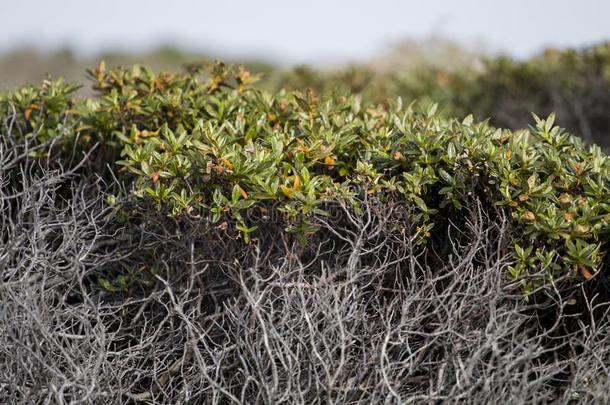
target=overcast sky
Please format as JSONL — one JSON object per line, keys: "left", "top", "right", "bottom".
{"left": 1, "top": 0, "right": 609, "bottom": 65}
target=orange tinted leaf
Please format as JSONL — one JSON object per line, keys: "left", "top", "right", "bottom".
{"left": 220, "top": 158, "right": 233, "bottom": 170}
{"left": 579, "top": 266, "right": 593, "bottom": 281}
{"left": 23, "top": 103, "right": 38, "bottom": 120}
{"left": 238, "top": 185, "right": 248, "bottom": 199}
{"left": 293, "top": 175, "right": 301, "bottom": 191}
{"left": 280, "top": 185, "right": 293, "bottom": 198}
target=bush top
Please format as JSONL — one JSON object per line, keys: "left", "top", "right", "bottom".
{"left": 2, "top": 61, "right": 610, "bottom": 287}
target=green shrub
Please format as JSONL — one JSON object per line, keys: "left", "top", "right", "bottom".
{"left": 0, "top": 78, "right": 81, "bottom": 151}
{"left": 263, "top": 42, "right": 610, "bottom": 149}
{"left": 2, "top": 62, "right": 610, "bottom": 290}
{"left": 448, "top": 43, "right": 610, "bottom": 148}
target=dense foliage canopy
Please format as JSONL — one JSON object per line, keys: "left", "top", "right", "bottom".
{"left": 3, "top": 61, "right": 609, "bottom": 288}
{"left": 2, "top": 59, "right": 610, "bottom": 403}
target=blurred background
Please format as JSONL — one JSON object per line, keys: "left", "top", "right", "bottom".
{"left": 2, "top": 0, "right": 610, "bottom": 145}
{"left": 2, "top": 0, "right": 609, "bottom": 87}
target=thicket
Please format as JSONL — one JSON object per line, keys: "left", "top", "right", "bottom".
{"left": 1, "top": 62, "right": 610, "bottom": 403}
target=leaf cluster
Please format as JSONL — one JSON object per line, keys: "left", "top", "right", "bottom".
{"left": 3, "top": 61, "right": 610, "bottom": 286}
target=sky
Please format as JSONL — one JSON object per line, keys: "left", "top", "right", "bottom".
{"left": 1, "top": 0, "right": 609, "bottom": 65}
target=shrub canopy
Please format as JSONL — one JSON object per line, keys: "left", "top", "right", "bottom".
{"left": 2, "top": 61, "right": 610, "bottom": 289}
{"left": 264, "top": 42, "right": 610, "bottom": 149}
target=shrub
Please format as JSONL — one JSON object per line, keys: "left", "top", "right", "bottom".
{"left": 3, "top": 61, "right": 610, "bottom": 403}
{"left": 2, "top": 62, "right": 610, "bottom": 288}
{"left": 264, "top": 42, "right": 610, "bottom": 149}
{"left": 448, "top": 43, "right": 610, "bottom": 148}
{"left": 89, "top": 63, "right": 610, "bottom": 288}
{"left": 0, "top": 78, "right": 82, "bottom": 155}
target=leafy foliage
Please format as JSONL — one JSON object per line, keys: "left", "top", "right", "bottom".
{"left": 0, "top": 78, "right": 81, "bottom": 152}
{"left": 264, "top": 42, "right": 610, "bottom": 149}
{"left": 2, "top": 61, "right": 610, "bottom": 289}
